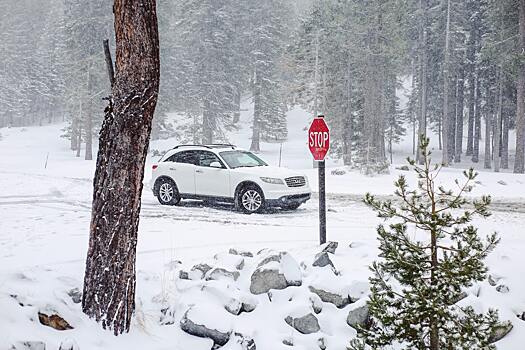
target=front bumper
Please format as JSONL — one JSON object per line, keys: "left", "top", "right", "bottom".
{"left": 266, "top": 193, "right": 311, "bottom": 207}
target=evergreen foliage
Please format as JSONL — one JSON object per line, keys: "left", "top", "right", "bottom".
{"left": 352, "top": 137, "right": 507, "bottom": 349}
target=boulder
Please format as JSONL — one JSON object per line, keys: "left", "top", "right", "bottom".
{"left": 38, "top": 312, "right": 73, "bottom": 331}
{"left": 489, "top": 321, "right": 513, "bottom": 343}
{"left": 224, "top": 298, "right": 242, "bottom": 316}
{"left": 58, "top": 339, "right": 79, "bottom": 350}
{"left": 250, "top": 252, "right": 302, "bottom": 295}
{"left": 309, "top": 293, "right": 323, "bottom": 314}
{"left": 312, "top": 252, "right": 335, "bottom": 269}
{"left": 496, "top": 285, "right": 509, "bottom": 293}
{"left": 206, "top": 268, "right": 240, "bottom": 282}
{"left": 346, "top": 303, "right": 370, "bottom": 329}
{"left": 180, "top": 309, "right": 231, "bottom": 346}
{"left": 179, "top": 270, "right": 190, "bottom": 280}
{"left": 191, "top": 263, "right": 213, "bottom": 279}
{"left": 229, "top": 248, "right": 254, "bottom": 258}
{"left": 10, "top": 342, "right": 46, "bottom": 350}
{"left": 285, "top": 313, "right": 320, "bottom": 334}
{"left": 321, "top": 241, "right": 338, "bottom": 254}
{"left": 308, "top": 286, "right": 354, "bottom": 308}
{"left": 67, "top": 288, "right": 81, "bottom": 304}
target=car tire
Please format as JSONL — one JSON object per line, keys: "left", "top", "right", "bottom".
{"left": 155, "top": 178, "right": 181, "bottom": 206}
{"left": 237, "top": 185, "right": 265, "bottom": 214}
{"left": 283, "top": 202, "right": 302, "bottom": 210}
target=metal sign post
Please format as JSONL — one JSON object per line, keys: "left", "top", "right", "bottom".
{"left": 308, "top": 115, "right": 330, "bottom": 245}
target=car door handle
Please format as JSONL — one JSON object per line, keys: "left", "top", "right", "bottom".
{"left": 196, "top": 169, "right": 204, "bottom": 174}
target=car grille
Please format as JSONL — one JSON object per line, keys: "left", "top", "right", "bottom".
{"left": 285, "top": 176, "right": 306, "bottom": 187}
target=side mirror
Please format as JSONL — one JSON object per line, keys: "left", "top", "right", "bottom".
{"left": 210, "top": 161, "right": 222, "bottom": 168}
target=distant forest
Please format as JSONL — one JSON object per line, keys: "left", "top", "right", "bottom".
{"left": 1, "top": 0, "right": 524, "bottom": 173}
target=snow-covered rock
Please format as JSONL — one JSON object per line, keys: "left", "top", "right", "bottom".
{"left": 229, "top": 248, "right": 254, "bottom": 258}
{"left": 221, "top": 333, "right": 256, "bottom": 350}
{"left": 312, "top": 252, "right": 335, "bottom": 269}
{"left": 285, "top": 313, "right": 320, "bottom": 334}
{"left": 308, "top": 286, "right": 353, "bottom": 309}
{"left": 66, "top": 288, "right": 81, "bottom": 304}
{"left": 250, "top": 252, "right": 302, "bottom": 295}
{"left": 180, "top": 307, "right": 232, "bottom": 346}
{"left": 320, "top": 241, "right": 338, "bottom": 254}
{"left": 489, "top": 321, "right": 513, "bottom": 343}
{"left": 346, "top": 301, "right": 370, "bottom": 329}
{"left": 206, "top": 268, "right": 240, "bottom": 282}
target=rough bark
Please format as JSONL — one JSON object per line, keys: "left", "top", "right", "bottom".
{"left": 85, "top": 69, "right": 93, "bottom": 161}
{"left": 455, "top": 65, "right": 465, "bottom": 162}
{"left": 441, "top": 0, "right": 451, "bottom": 166}
{"left": 515, "top": 0, "right": 525, "bottom": 173}
{"left": 484, "top": 83, "right": 493, "bottom": 169}
{"left": 416, "top": 0, "right": 427, "bottom": 164}
{"left": 82, "top": 0, "right": 160, "bottom": 335}
{"left": 342, "top": 57, "right": 352, "bottom": 166}
{"left": 250, "top": 69, "right": 261, "bottom": 152}
{"left": 472, "top": 77, "right": 481, "bottom": 163}
{"left": 494, "top": 69, "right": 503, "bottom": 172}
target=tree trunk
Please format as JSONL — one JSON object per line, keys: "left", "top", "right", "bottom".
{"left": 250, "top": 69, "right": 261, "bottom": 152}
{"left": 417, "top": 0, "right": 427, "bottom": 165}
{"left": 233, "top": 87, "right": 241, "bottom": 124}
{"left": 202, "top": 100, "right": 213, "bottom": 144}
{"left": 82, "top": 0, "right": 160, "bottom": 335}
{"left": 501, "top": 109, "right": 509, "bottom": 169}
{"left": 472, "top": 76, "right": 481, "bottom": 163}
{"left": 455, "top": 65, "right": 465, "bottom": 162}
{"left": 342, "top": 56, "right": 352, "bottom": 166}
{"left": 494, "top": 69, "right": 503, "bottom": 172}
{"left": 85, "top": 69, "right": 93, "bottom": 161}
{"left": 441, "top": 0, "right": 451, "bottom": 166}
{"left": 515, "top": 0, "right": 525, "bottom": 173}
{"left": 484, "top": 83, "right": 493, "bottom": 169}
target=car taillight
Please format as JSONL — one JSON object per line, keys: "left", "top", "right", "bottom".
{"left": 152, "top": 165, "right": 158, "bottom": 170}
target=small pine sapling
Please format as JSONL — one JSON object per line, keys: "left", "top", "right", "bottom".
{"left": 350, "top": 137, "right": 509, "bottom": 350}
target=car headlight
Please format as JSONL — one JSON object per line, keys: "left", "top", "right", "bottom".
{"left": 260, "top": 177, "right": 284, "bottom": 185}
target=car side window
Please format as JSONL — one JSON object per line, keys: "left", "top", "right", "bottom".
{"left": 197, "top": 151, "right": 224, "bottom": 168}
{"left": 166, "top": 151, "right": 197, "bottom": 164}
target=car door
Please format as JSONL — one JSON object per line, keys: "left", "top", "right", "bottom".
{"left": 165, "top": 150, "right": 197, "bottom": 195}
{"left": 194, "top": 151, "right": 231, "bottom": 198}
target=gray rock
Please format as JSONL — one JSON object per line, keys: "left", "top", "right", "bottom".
{"left": 229, "top": 248, "right": 254, "bottom": 258}
{"left": 179, "top": 270, "right": 189, "bottom": 280}
{"left": 312, "top": 252, "right": 335, "bottom": 269}
{"left": 67, "top": 288, "right": 81, "bottom": 304}
{"left": 346, "top": 304, "right": 370, "bottom": 329}
{"left": 488, "top": 274, "right": 498, "bottom": 286}
{"left": 308, "top": 286, "right": 354, "bottom": 308}
{"left": 321, "top": 241, "right": 338, "bottom": 254}
{"left": 236, "top": 259, "right": 245, "bottom": 270}
{"left": 250, "top": 253, "right": 302, "bottom": 294}
{"left": 282, "top": 338, "right": 293, "bottom": 346}
{"left": 241, "top": 301, "right": 257, "bottom": 313}
{"left": 497, "top": 180, "right": 507, "bottom": 186}
{"left": 285, "top": 313, "right": 320, "bottom": 334}
{"left": 518, "top": 312, "right": 525, "bottom": 321}
{"left": 489, "top": 321, "right": 513, "bottom": 343}
{"left": 250, "top": 269, "right": 289, "bottom": 295}
{"left": 309, "top": 294, "right": 323, "bottom": 314}
{"left": 10, "top": 342, "right": 45, "bottom": 350}
{"left": 206, "top": 268, "right": 240, "bottom": 282}
{"left": 180, "top": 310, "right": 231, "bottom": 346}
{"left": 191, "top": 263, "right": 213, "bottom": 278}
{"left": 331, "top": 169, "right": 346, "bottom": 176}
{"left": 224, "top": 298, "right": 242, "bottom": 315}
{"left": 58, "top": 338, "right": 79, "bottom": 350}
{"left": 496, "top": 285, "right": 509, "bottom": 293}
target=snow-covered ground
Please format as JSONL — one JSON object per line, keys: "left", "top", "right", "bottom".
{"left": 1, "top": 105, "right": 525, "bottom": 349}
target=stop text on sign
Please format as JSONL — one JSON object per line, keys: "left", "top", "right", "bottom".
{"left": 309, "top": 131, "right": 329, "bottom": 148}
{"left": 308, "top": 116, "right": 330, "bottom": 161}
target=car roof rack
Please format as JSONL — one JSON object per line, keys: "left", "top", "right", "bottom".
{"left": 206, "top": 144, "right": 236, "bottom": 149}
{"left": 172, "top": 144, "right": 212, "bottom": 150}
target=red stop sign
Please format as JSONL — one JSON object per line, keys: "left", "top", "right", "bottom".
{"left": 308, "top": 116, "right": 330, "bottom": 161}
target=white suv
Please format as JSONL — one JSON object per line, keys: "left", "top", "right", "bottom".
{"left": 151, "top": 144, "right": 311, "bottom": 213}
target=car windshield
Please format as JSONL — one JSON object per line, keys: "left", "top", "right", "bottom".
{"left": 219, "top": 151, "right": 268, "bottom": 169}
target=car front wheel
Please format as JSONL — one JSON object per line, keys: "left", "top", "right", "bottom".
{"left": 238, "top": 185, "right": 265, "bottom": 214}
{"left": 155, "top": 178, "right": 181, "bottom": 206}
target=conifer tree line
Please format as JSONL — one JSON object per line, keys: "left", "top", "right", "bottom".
{"left": 1, "top": 0, "right": 524, "bottom": 173}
